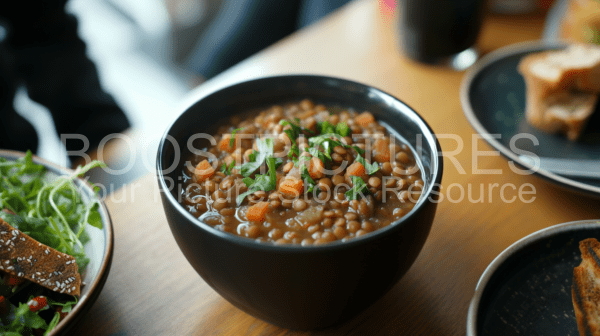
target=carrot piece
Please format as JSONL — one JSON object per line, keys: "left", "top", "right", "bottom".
{"left": 218, "top": 135, "right": 236, "bottom": 153}
{"left": 373, "top": 138, "right": 391, "bottom": 163}
{"left": 346, "top": 162, "right": 366, "bottom": 177}
{"left": 355, "top": 112, "right": 375, "bottom": 127}
{"left": 308, "top": 157, "right": 324, "bottom": 179}
{"left": 194, "top": 160, "right": 215, "bottom": 182}
{"left": 279, "top": 178, "right": 304, "bottom": 197}
{"left": 247, "top": 201, "right": 270, "bottom": 222}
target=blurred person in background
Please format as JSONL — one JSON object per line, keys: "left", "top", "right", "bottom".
{"left": 0, "top": 0, "right": 130, "bottom": 163}
{"left": 184, "top": 0, "right": 351, "bottom": 80}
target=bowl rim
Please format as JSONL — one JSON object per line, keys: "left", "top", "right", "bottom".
{"left": 460, "top": 39, "right": 600, "bottom": 198}
{"left": 0, "top": 149, "right": 114, "bottom": 335}
{"left": 466, "top": 218, "right": 600, "bottom": 336}
{"left": 156, "top": 74, "right": 443, "bottom": 251}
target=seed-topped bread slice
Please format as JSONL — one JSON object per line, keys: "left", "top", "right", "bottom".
{"left": 0, "top": 218, "right": 81, "bottom": 296}
{"left": 572, "top": 238, "right": 600, "bottom": 336}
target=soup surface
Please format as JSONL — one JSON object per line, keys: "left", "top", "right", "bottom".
{"left": 180, "top": 99, "right": 424, "bottom": 245}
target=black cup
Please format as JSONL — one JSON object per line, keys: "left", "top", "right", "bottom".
{"left": 400, "top": 0, "right": 485, "bottom": 68}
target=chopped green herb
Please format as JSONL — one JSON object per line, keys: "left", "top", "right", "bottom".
{"left": 237, "top": 138, "right": 274, "bottom": 177}
{"left": 345, "top": 176, "right": 370, "bottom": 200}
{"left": 236, "top": 156, "right": 279, "bottom": 205}
{"left": 318, "top": 121, "right": 336, "bottom": 135}
{"left": 300, "top": 162, "right": 318, "bottom": 194}
{"left": 221, "top": 160, "right": 236, "bottom": 175}
{"left": 352, "top": 145, "right": 365, "bottom": 156}
{"left": 356, "top": 154, "right": 379, "bottom": 175}
{"left": 335, "top": 122, "right": 350, "bottom": 137}
{"left": 229, "top": 128, "right": 243, "bottom": 148}
{"left": 288, "top": 143, "right": 300, "bottom": 161}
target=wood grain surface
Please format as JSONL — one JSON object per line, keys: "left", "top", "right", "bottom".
{"left": 67, "top": 1, "right": 600, "bottom": 335}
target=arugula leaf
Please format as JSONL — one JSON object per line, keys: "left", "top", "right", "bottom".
{"left": 0, "top": 152, "right": 104, "bottom": 274}
{"left": 85, "top": 202, "right": 103, "bottom": 230}
{"left": 237, "top": 138, "right": 274, "bottom": 177}
{"left": 229, "top": 128, "right": 243, "bottom": 148}
{"left": 356, "top": 154, "right": 379, "bottom": 175}
{"left": 9, "top": 302, "right": 48, "bottom": 332}
{"left": 345, "top": 176, "right": 370, "bottom": 200}
{"left": 236, "top": 156, "right": 279, "bottom": 205}
{"left": 45, "top": 313, "right": 61, "bottom": 336}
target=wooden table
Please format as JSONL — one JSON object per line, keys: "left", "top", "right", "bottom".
{"left": 67, "top": 1, "right": 600, "bottom": 335}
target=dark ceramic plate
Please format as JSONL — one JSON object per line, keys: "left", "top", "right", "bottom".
{"left": 467, "top": 219, "right": 600, "bottom": 336}
{"left": 460, "top": 41, "right": 600, "bottom": 198}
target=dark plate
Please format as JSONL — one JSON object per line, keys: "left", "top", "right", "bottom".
{"left": 467, "top": 219, "right": 600, "bottom": 336}
{"left": 460, "top": 41, "right": 600, "bottom": 198}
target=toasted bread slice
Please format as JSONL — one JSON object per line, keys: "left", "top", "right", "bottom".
{"left": 527, "top": 91, "right": 598, "bottom": 140}
{"left": 518, "top": 44, "right": 600, "bottom": 140}
{"left": 573, "top": 238, "right": 600, "bottom": 336}
{"left": 519, "top": 44, "right": 600, "bottom": 93}
{"left": 0, "top": 218, "right": 81, "bottom": 296}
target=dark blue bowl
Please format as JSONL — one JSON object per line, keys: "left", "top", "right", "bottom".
{"left": 156, "top": 75, "right": 443, "bottom": 330}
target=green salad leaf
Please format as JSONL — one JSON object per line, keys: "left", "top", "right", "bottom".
{"left": 0, "top": 152, "right": 104, "bottom": 334}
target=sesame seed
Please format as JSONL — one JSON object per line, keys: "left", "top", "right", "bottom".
{"left": 60, "top": 288, "right": 65, "bottom": 293}
{"left": 0, "top": 231, "right": 5, "bottom": 234}
{"left": 72, "top": 286, "right": 76, "bottom": 291}
{"left": 19, "top": 237, "right": 24, "bottom": 241}
{"left": 5, "top": 241, "right": 10, "bottom": 246}
{"left": 36, "top": 272, "right": 41, "bottom": 275}
{"left": 4, "top": 261, "right": 9, "bottom": 265}
{"left": 32, "top": 274, "right": 35, "bottom": 279}
{"left": 44, "top": 249, "right": 49, "bottom": 255}
{"left": 55, "top": 281, "right": 60, "bottom": 287}
{"left": 39, "top": 278, "right": 45, "bottom": 282}
{"left": 53, "top": 287, "right": 58, "bottom": 291}
{"left": 6, "top": 266, "right": 13, "bottom": 270}
{"left": 11, "top": 230, "right": 18, "bottom": 236}
{"left": 17, "top": 272, "right": 23, "bottom": 277}
{"left": 57, "top": 255, "right": 61, "bottom": 258}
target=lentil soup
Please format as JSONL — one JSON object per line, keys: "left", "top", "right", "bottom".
{"left": 180, "top": 99, "right": 424, "bottom": 246}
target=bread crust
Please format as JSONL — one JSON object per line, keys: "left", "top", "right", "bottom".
{"left": 573, "top": 238, "right": 600, "bottom": 336}
{"left": 0, "top": 218, "right": 81, "bottom": 296}
{"left": 518, "top": 44, "right": 600, "bottom": 140}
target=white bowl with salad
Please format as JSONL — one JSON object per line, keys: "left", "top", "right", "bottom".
{"left": 0, "top": 150, "right": 113, "bottom": 335}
